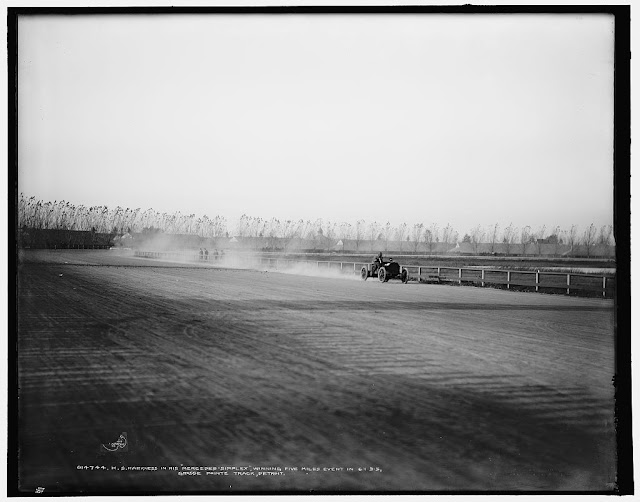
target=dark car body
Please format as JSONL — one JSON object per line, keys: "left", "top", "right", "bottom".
{"left": 361, "top": 259, "right": 409, "bottom": 283}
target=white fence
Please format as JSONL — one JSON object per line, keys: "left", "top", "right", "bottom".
{"left": 134, "top": 251, "right": 614, "bottom": 298}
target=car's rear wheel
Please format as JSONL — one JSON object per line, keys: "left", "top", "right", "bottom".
{"left": 401, "top": 268, "right": 409, "bottom": 284}
{"left": 360, "top": 266, "right": 368, "bottom": 280}
{"left": 378, "top": 267, "right": 386, "bottom": 282}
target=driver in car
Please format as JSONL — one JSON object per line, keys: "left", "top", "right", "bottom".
{"left": 372, "top": 252, "right": 384, "bottom": 274}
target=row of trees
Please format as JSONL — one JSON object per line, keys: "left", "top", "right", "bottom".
{"left": 460, "top": 223, "right": 614, "bottom": 258}
{"left": 235, "top": 215, "right": 457, "bottom": 253}
{"left": 236, "top": 216, "right": 613, "bottom": 256}
{"left": 17, "top": 195, "right": 227, "bottom": 239}
{"left": 18, "top": 195, "right": 614, "bottom": 256}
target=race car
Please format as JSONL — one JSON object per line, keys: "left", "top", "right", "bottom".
{"left": 360, "top": 257, "right": 409, "bottom": 283}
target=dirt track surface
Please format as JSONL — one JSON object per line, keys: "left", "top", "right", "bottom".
{"left": 17, "top": 250, "right": 616, "bottom": 493}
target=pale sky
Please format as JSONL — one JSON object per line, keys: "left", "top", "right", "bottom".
{"left": 17, "top": 13, "right": 615, "bottom": 233}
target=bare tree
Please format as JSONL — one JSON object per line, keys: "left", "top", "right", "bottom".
{"left": 488, "top": 223, "right": 500, "bottom": 254}
{"left": 214, "top": 216, "right": 227, "bottom": 239}
{"left": 323, "top": 221, "right": 337, "bottom": 251}
{"left": 382, "top": 221, "right": 393, "bottom": 252}
{"left": 280, "top": 219, "right": 304, "bottom": 252}
{"left": 502, "top": 223, "right": 517, "bottom": 256}
{"left": 338, "top": 222, "right": 353, "bottom": 252}
{"left": 236, "top": 214, "right": 250, "bottom": 238}
{"left": 129, "top": 208, "right": 142, "bottom": 233}
{"left": 423, "top": 229, "right": 434, "bottom": 254}
{"left": 297, "top": 220, "right": 313, "bottom": 249}
{"left": 252, "top": 217, "right": 266, "bottom": 249}
{"left": 582, "top": 223, "right": 598, "bottom": 257}
{"left": 441, "top": 224, "right": 454, "bottom": 246}
{"left": 598, "top": 224, "right": 613, "bottom": 246}
{"left": 354, "top": 219, "right": 365, "bottom": 252}
{"left": 547, "top": 225, "right": 563, "bottom": 257}
{"left": 410, "top": 223, "right": 424, "bottom": 252}
{"left": 425, "top": 223, "right": 439, "bottom": 254}
{"left": 18, "top": 194, "right": 28, "bottom": 228}
{"left": 469, "top": 225, "right": 485, "bottom": 254}
{"left": 309, "top": 218, "right": 323, "bottom": 250}
{"left": 301, "top": 219, "right": 318, "bottom": 250}
{"left": 565, "top": 224, "right": 579, "bottom": 255}
{"left": 367, "top": 221, "right": 380, "bottom": 252}
{"left": 394, "top": 223, "right": 408, "bottom": 252}
{"left": 264, "top": 218, "right": 279, "bottom": 251}
{"left": 532, "top": 225, "right": 546, "bottom": 256}
{"left": 520, "top": 226, "right": 531, "bottom": 256}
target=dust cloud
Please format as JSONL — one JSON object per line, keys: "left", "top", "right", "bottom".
{"left": 215, "top": 252, "right": 363, "bottom": 281}
{"left": 274, "top": 261, "right": 362, "bottom": 281}
{"left": 132, "top": 243, "right": 364, "bottom": 281}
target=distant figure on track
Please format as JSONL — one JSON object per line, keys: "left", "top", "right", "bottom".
{"left": 204, "top": 248, "right": 209, "bottom": 261}
{"left": 199, "top": 248, "right": 204, "bottom": 261}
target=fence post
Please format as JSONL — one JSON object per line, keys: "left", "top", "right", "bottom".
{"left": 567, "top": 274, "right": 571, "bottom": 295}
{"left": 507, "top": 271, "right": 511, "bottom": 290}
{"left": 535, "top": 270, "right": 539, "bottom": 292}
{"left": 353, "top": 263, "right": 356, "bottom": 274}
{"left": 458, "top": 268, "right": 462, "bottom": 285}
{"left": 341, "top": 262, "right": 343, "bottom": 273}
{"left": 603, "top": 276, "right": 606, "bottom": 298}
{"left": 418, "top": 266, "right": 421, "bottom": 283}
{"left": 481, "top": 269, "right": 485, "bottom": 287}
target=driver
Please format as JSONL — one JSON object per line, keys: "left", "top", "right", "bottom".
{"left": 372, "top": 252, "right": 383, "bottom": 273}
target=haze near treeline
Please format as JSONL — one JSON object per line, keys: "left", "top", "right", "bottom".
{"left": 18, "top": 13, "right": 614, "bottom": 233}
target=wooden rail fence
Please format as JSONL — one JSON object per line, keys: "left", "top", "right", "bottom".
{"left": 134, "top": 251, "right": 614, "bottom": 298}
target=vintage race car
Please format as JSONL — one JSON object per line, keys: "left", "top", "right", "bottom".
{"left": 360, "top": 258, "right": 409, "bottom": 283}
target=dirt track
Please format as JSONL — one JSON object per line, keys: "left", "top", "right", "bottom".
{"left": 16, "top": 250, "right": 616, "bottom": 493}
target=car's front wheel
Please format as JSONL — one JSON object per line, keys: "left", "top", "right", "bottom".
{"left": 401, "top": 268, "right": 409, "bottom": 284}
{"left": 378, "top": 267, "right": 387, "bottom": 282}
{"left": 360, "top": 266, "right": 369, "bottom": 281}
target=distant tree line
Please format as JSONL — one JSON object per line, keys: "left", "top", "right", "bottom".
{"left": 17, "top": 195, "right": 614, "bottom": 256}
{"left": 17, "top": 195, "right": 227, "bottom": 238}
